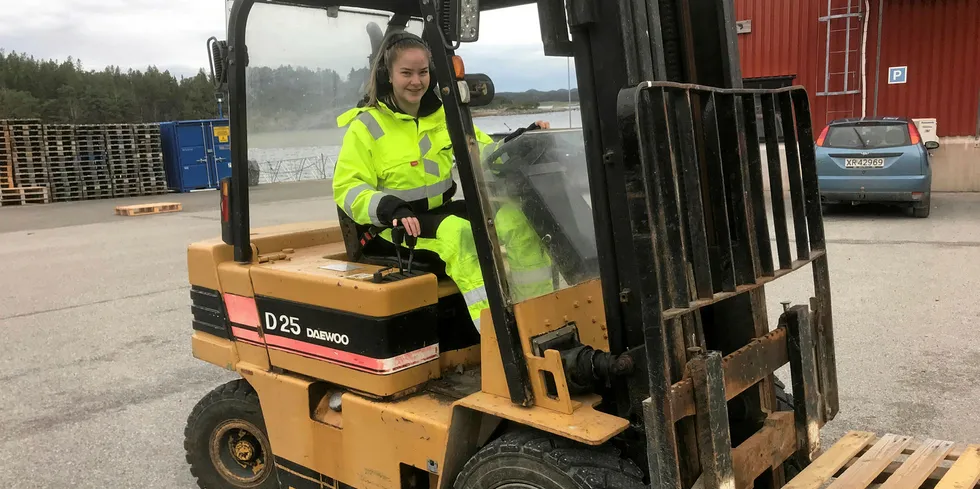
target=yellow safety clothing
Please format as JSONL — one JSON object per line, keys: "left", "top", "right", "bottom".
{"left": 333, "top": 100, "right": 554, "bottom": 331}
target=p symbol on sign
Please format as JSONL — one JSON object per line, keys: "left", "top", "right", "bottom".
{"left": 888, "top": 66, "right": 907, "bottom": 84}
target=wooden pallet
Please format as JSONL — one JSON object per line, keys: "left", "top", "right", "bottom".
{"left": 74, "top": 126, "right": 111, "bottom": 199}
{"left": 9, "top": 120, "right": 48, "bottom": 189}
{"left": 0, "top": 186, "right": 50, "bottom": 206}
{"left": 114, "top": 202, "right": 182, "bottom": 216}
{"left": 0, "top": 121, "right": 11, "bottom": 188}
{"left": 785, "top": 432, "right": 980, "bottom": 489}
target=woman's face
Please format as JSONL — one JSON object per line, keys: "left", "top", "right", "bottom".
{"left": 389, "top": 47, "right": 430, "bottom": 108}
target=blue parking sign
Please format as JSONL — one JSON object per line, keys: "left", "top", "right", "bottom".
{"left": 888, "top": 66, "right": 907, "bottom": 84}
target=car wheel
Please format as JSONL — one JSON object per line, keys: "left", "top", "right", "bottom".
{"left": 912, "top": 194, "right": 931, "bottom": 218}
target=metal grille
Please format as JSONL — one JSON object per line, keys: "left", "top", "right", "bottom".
{"left": 623, "top": 82, "right": 826, "bottom": 314}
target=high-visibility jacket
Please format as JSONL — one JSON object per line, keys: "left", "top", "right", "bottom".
{"left": 333, "top": 101, "right": 499, "bottom": 229}
{"left": 333, "top": 101, "right": 553, "bottom": 331}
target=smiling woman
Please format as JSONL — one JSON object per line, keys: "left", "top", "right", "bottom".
{"left": 363, "top": 32, "right": 434, "bottom": 118}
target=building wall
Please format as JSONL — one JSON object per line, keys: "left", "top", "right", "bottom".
{"left": 872, "top": 0, "right": 980, "bottom": 137}
{"left": 735, "top": 0, "right": 980, "bottom": 138}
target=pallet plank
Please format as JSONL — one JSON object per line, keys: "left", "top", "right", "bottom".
{"left": 784, "top": 431, "right": 877, "bottom": 489}
{"left": 879, "top": 439, "right": 957, "bottom": 489}
{"left": 114, "top": 202, "right": 182, "bottom": 216}
{"left": 826, "top": 434, "right": 913, "bottom": 489}
{"left": 934, "top": 445, "right": 980, "bottom": 489}
{"left": 733, "top": 411, "right": 797, "bottom": 489}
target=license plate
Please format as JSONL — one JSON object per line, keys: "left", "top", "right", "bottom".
{"left": 844, "top": 158, "right": 885, "bottom": 168}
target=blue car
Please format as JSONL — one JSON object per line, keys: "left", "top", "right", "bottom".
{"left": 815, "top": 117, "right": 937, "bottom": 217}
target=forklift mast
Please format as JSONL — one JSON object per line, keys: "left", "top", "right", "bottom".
{"left": 550, "top": 2, "right": 836, "bottom": 487}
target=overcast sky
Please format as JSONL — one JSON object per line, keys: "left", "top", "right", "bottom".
{"left": 0, "top": 0, "right": 577, "bottom": 93}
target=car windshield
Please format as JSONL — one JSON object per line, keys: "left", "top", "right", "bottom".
{"left": 824, "top": 123, "right": 911, "bottom": 149}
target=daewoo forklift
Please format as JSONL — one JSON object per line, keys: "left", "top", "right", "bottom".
{"left": 185, "top": 1, "right": 980, "bottom": 489}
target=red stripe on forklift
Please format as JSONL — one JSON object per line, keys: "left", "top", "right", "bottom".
{"left": 263, "top": 334, "right": 439, "bottom": 374}
{"left": 231, "top": 325, "right": 264, "bottom": 344}
{"left": 224, "top": 294, "right": 260, "bottom": 328}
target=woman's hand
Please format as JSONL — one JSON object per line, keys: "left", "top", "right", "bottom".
{"left": 394, "top": 217, "right": 421, "bottom": 237}
{"left": 534, "top": 120, "right": 551, "bottom": 129}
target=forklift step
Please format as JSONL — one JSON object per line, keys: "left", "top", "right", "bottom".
{"left": 786, "top": 431, "right": 980, "bottom": 489}
{"left": 114, "top": 202, "right": 182, "bottom": 216}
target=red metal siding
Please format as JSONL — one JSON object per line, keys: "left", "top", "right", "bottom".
{"left": 874, "top": 0, "right": 980, "bottom": 136}
{"left": 735, "top": 0, "right": 861, "bottom": 131}
{"left": 735, "top": 0, "right": 808, "bottom": 79}
{"left": 735, "top": 0, "right": 980, "bottom": 136}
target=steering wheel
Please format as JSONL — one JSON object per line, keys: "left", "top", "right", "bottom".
{"left": 482, "top": 129, "right": 552, "bottom": 174}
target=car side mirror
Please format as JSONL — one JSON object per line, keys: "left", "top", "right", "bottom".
{"left": 924, "top": 141, "right": 939, "bottom": 150}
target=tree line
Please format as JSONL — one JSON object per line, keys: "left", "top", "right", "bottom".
{"left": 0, "top": 50, "right": 373, "bottom": 131}
{"left": 482, "top": 88, "right": 579, "bottom": 111}
{"left": 0, "top": 50, "right": 218, "bottom": 124}
{"left": 0, "top": 49, "right": 575, "bottom": 129}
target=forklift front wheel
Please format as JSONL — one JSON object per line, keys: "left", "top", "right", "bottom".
{"left": 453, "top": 429, "right": 646, "bottom": 489}
{"left": 184, "top": 379, "right": 278, "bottom": 489}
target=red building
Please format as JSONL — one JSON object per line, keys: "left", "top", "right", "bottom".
{"left": 735, "top": 0, "right": 980, "bottom": 138}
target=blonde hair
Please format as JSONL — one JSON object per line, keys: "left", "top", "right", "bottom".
{"left": 363, "top": 33, "right": 432, "bottom": 108}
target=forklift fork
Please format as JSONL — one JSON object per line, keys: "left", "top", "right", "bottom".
{"left": 616, "top": 81, "right": 839, "bottom": 489}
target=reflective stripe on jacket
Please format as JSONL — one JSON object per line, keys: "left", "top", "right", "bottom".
{"left": 333, "top": 101, "right": 500, "bottom": 227}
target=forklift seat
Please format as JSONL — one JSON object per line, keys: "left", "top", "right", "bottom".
{"left": 337, "top": 205, "right": 449, "bottom": 277}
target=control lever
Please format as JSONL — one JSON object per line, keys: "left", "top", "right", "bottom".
{"left": 405, "top": 234, "right": 417, "bottom": 274}
{"left": 390, "top": 226, "right": 418, "bottom": 274}
{"left": 392, "top": 226, "right": 405, "bottom": 271}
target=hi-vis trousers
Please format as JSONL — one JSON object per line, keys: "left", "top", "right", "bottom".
{"left": 386, "top": 202, "right": 554, "bottom": 333}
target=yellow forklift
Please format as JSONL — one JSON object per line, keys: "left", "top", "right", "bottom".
{"left": 184, "top": 1, "right": 980, "bottom": 489}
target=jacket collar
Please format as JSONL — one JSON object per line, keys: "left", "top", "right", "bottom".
{"left": 337, "top": 100, "right": 446, "bottom": 133}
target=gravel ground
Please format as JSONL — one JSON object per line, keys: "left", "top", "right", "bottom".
{"left": 1, "top": 184, "right": 978, "bottom": 487}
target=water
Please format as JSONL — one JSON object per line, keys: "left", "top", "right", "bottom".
{"left": 472, "top": 108, "right": 583, "bottom": 134}
{"left": 246, "top": 109, "right": 583, "bottom": 184}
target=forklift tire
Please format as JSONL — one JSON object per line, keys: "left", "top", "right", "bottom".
{"left": 184, "top": 379, "right": 277, "bottom": 489}
{"left": 773, "top": 377, "right": 794, "bottom": 412}
{"left": 772, "top": 378, "right": 804, "bottom": 480}
{"left": 453, "top": 429, "right": 646, "bottom": 489}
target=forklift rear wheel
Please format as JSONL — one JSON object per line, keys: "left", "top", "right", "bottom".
{"left": 453, "top": 429, "right": 646, "bottom": 489}
{"left": 184, "top": 379, "right": 277, "bottom": 489}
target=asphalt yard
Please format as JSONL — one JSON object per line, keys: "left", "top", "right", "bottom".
{"left": 1, "top": 182, "right": 978, "bottom": 487}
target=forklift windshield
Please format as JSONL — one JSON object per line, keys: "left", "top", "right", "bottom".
{"left": 241, "top": 4, "right": 422, "bottom": 178}
{"left": 239, "top": 2, "right": 599, "bottom": 304}
{"left": 478, "top": 128, "right": 599, "bottom": 303}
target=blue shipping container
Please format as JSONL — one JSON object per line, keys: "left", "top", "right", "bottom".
{"left": 160, "top": 119, "right": 233, "bottom": 192}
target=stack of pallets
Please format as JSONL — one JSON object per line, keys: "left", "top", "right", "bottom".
{"left": 133, "top": 124, "right": 168, "bottom": 195}
{"left": 42, "top": 124, "right": 84, "bottom": 202}
{"left": 9, "top": 119, "right": 49, "bottom": 190}
{"left": 0, "top": 186, "right": 50, "bottom": 206}
{"left": 0, "top": 119, "right": 51, "bottom": 206}
{"left": 103, "top": 124, "right": 140, "bottom": 198}
{"left": 75, "top": 125, "right": 113, "bottom": 199}
{"left": 0, "top": 120, "right": 12, "bottom": 189}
